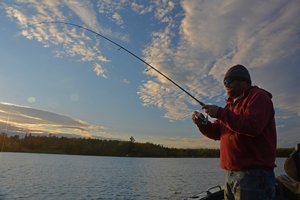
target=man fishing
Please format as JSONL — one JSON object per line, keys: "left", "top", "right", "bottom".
{"left": 192, "top": 64, "right": 277, "bottom": 200}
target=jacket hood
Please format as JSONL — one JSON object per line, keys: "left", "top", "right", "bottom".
{"left": 249, "top": 86, "right": 273, "bottom": 99}
{"left": 260, "top": 88, "right": 273, "bottom": 99}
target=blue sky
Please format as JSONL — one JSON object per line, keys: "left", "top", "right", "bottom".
{"left": 0, "top": 0, "right": 299, "bottom": 148}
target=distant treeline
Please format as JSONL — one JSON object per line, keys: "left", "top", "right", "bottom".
{"left": 0, "top": 132, "right": 294, "bottom": 157}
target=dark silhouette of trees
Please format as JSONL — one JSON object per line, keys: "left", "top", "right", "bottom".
{"left": 276, "top": 147, "right": 294, "bottom": 157}
{"left": 0, "top": 132, "right": 294, "bottom": 158}
{"left": 129, "top": 136, "right": 135, "bottom": 143}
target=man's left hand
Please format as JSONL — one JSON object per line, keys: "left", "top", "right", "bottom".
{"left": 201, "top": 105, "right": 220, "bottom": 118}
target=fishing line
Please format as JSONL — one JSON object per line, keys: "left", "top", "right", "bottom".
{"left": 28, "top": 21, "right": 205, "bottom": 106}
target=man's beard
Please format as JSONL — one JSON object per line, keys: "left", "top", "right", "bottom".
{"left": 226, "top": 82, "right": 243, "bottom": 99}
{"left": 227, "top": 89, "right": 238, "bottom": 98}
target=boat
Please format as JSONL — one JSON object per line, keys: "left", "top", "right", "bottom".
{"left": 184, "top": 143, "right": 300, "bottom": 200}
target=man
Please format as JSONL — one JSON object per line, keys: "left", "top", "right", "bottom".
{"left": 192, "top": 64, "right": 277, "bottom": 200}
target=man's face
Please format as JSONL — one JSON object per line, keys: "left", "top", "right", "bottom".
{"left": 224, "top": 79, "right": 244, "bottom": 98}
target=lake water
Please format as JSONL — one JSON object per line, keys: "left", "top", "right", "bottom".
{"left": 0, "top": 153, "right": 286, "bottom": 199}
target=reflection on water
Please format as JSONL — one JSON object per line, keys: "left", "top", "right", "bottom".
{"left": 0, "top": 153, "right": 286, "bottom": 199}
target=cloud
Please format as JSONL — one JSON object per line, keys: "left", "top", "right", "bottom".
{"left": 131, "top": 2, "right": 153, "bottom": 15}
{"left": 22, "top": 23, "right": 102, "bottom": 62}
{"left": 97, "top": 0, "right": 127, "bottom": 14}
{"left": 2, "top": 0, "right": 129, "bottom": 65}
{"left": 131, "top": 0, "right": 175, "bottom": 20}
{"left": 98, "top": 0, "right": 174, "bottom": 25}
{"left": 97, "top": 0, "right": 127, "bottom": 28}
{"left": 4, "top": 5, "right": 28, "bottom": 28}
{"left": 138, "top": 80, "right": 192, "bottom": 120}
{"left": 138, "top": 13, "right": 222, "bottom": 120}
{"left": 64, "top": 0, "right": 129, "bottom": 38}
{"left": 93, "top": 63, "right": 107, "bottom": 78}
{"left": 112, "top": 12, "right": 123, "bottom": 25}
{"left": 138, "top": 0, "right": 300, "bottom": 121}
{"left": 0, "top": 102, "right": 115, "bottom": 140}
{"left": 154, "top": 1, "right": 175, "bottom": 20}
{"left": 6, "top": 0, "right": 66, "bottom": 24}
{"left": 64, "top": 0, "right": 98, "bottom": 30}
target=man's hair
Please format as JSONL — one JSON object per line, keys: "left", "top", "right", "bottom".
{"left": 224, "top": 64, "right": 252, "bottom": 85}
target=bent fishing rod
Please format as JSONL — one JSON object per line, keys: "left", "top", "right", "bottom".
{"left": 28, "top": 21, "right": 205, "bottom": 106}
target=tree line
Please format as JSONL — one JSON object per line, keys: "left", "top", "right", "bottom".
{"left": 0, "top": 132, "right": 294, "bottom": 157}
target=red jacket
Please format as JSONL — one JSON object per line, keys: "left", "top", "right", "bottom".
{"left": 198, "top": 86, "right": 277, "bottom": 171}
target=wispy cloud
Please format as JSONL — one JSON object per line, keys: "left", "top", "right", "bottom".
{"left": 4, "top": 4, "right": 28, "bottom": 27}
{"left": 63, "top": 0, "right": 97, "bottom": 30}
{"left": 93, "top": 63, "right": 107, "bottom": 78}
{"left": 112, "top": 12, "right": 123, "bottom": 25}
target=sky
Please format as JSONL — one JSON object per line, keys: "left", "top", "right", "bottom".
{"left": 0, "top": 0, "right": 299, "bottom": 149}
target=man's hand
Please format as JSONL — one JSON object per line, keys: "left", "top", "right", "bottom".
{"left": 201, "top": 105, "right": 220, "bottom": 118}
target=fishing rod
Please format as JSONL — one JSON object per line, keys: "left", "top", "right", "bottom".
{"left": 28, "top": 21, "right": 205, "bottom": 106}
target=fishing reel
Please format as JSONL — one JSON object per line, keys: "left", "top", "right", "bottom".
{"left": 194, "top": 111, "right": 208, "bottom": 126}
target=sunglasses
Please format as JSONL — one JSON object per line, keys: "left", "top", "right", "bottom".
{"left": 224, "top": 78, "right": 234, "bottom": 86}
